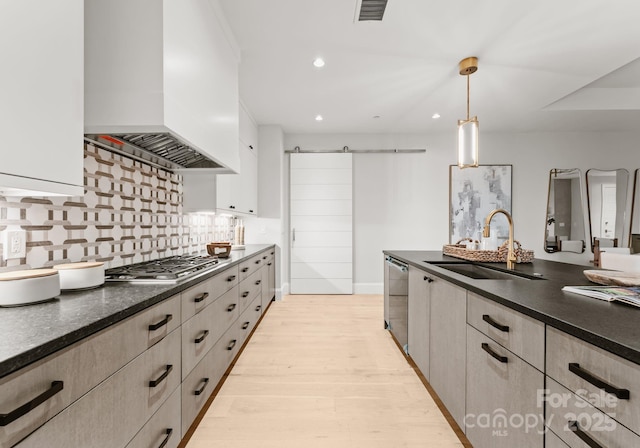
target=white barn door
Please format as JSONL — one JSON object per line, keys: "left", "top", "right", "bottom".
{"left": 290, "top": 153, "right": 353, "bottom": 294}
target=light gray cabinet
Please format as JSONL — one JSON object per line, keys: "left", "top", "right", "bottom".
{"left": 407, "top": 267, "right": 430, "bottom": 379}
{"left": 4, "top": 248, "right": 275, "bottom": 448}
{"left": 267, "top": 250, "right": 276, "bottom": 305}
{"left": 465, "top": 291, "right": 545, "bottom": 448}
{"left": 0, "top": 294, "right": 180, "bottom": 448}
{"left": 545, "top": 429, "right": 571, "bottom": 448}
{"left": 546, "top": 378, "right": 640, "bottom": 447}
{"left": 467, "top": 292, "right": 545, "bottom": 371}
{"left": 125, "top": 386, "right": 181, "bottom": 448}
{"left": 429, "top": 277, "right": 467, "bottom": 429}
{"left": 546, "top": 325, "right": 640, "bottom": 440}
{"left": 19, "top": 329, "right": 181, "bottom": 447}
{"left": 465, "top": 325, "right": 544, "bottom": 448}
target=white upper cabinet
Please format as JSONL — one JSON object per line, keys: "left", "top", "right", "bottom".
{"left": 217, "top": 104, "right": 258, "bottom": 215}
{"left": 0, "top": 0, "right": 84, "bottom": 196}
{"left": 84, "top": 0, "right": 241, "bottom": 173}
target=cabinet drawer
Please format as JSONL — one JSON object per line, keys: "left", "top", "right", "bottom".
{"left": 18, "top": 329, "right": 181, "bottom": 448}
{"left": 181, "top": 324, "right": 240, "bottom": 436}
{"left": 125, "top": 385, "right": 181, "bottom": 448}
{"left": 237, "top": 295, "right": 262, "bottom": 347}
{"left": 546, "top": 378, "right": 640, "bottom": 448}
{"left": 210, "top": 265, "right": 239, "bottom": 300}
{"left": 238, "top": 254, "right": 264, "bottom": 281}
{"left": 545, "top": 429, "right": 570, "bottom": 448}
{"left": 546, "top": 326, "right": 640, "bottom": 434}
{"left": 467, "top": 292, "right": 545, "bottom": 371}
{"left": 238, "top": 269, "right": 262, "bottom": 312}
{"left": 465, "top": 325, "right": 544, "bottom": 448}
{"left": 181, "top": 285, "right": 239, "bottom": 379}
{"left": 0, "top": 294, "right": 180, "bottom": 447}
{"left": 181, "top": 266, "right": 238, "bottom": 322}
{"left": 258, "top": 251, "right": 271, "bottom": 265}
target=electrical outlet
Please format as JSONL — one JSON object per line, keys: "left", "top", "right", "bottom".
{"left": 3, "top": 230, "right": 26, "bottom": 260}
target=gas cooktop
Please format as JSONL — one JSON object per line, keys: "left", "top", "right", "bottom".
{"left": 105, "top": 255, "right": 222, "bottom": 284}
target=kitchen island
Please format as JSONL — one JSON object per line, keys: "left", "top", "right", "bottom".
{"left": 386, "top": 250, "right": 640, "bottom": 363}
{"left": 385, "top": 250, "right": 640, "bottom": 448}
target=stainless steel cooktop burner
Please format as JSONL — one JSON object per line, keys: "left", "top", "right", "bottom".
{"left": 105, "top": 255, "right": 221, "bottom": 284}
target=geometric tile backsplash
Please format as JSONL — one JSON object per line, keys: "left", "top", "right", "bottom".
{"left": 0, "top": 143, "right": 228, "bottom": 270}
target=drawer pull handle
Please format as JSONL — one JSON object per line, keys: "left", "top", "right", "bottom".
{"left": 242, "top": 267, "right": 249, "bottom": 273}
{"left": 227, "top": 275, "right": 236, "bottom": 282}
{"left": 481, "top": 343, "right": 508, "bottom": 363}
{"left": 227, "top": 339, "right": 237, "bottom": 350}
{"left": 568, "top": 363, "right": 630, "bottom": 399}
{"left": 194, "top": 292, "right": 209, "bottom": 303}
{"left": 195, "top": 330, "right": 209, "bottom": 344}
{"left": 149, "top": 365, "right": 173, "bottom": 388}
{"left": 158, "top": 428, "right": 173, "bottom": 448}
{"left": 270, "top": 251, "right": 274, "bottom": 255}
{"left": 482, "top": 314, "right": 509, "bottom": 332}
{"left": 255, "top": 280, "right": 262, "bottom": 285}
{"left": 267, "top": 262, "right": 272, "bottom": 266}
{"left": 568, "top": 420, "right": 605, "bottom": 448}
{"left": 255, "top": 305, "right": 262, "bottom": 312}
{"left": 148, "top": 314, "right": 173, "bottom": 331}
{"left": 263, "top": 256, "right": 268, "bottom": 260}
{"left": 242, "top": 321, "right": 250, "bottom": 330}
{"left": 194, "top": 378, "right": 209, "bottom": 396}
{"left": 423, "top": 276, "right": 433, "bottom": 283}
{"left": 242, "top": 291, "right": 250, "bottom": 298}
{"left": 227, "top": 303, "right": 237, "bottom": 312}
{"left": 0, "top": 380, "right": 64, "bottom": 427}
{"left": 255, "top": 260, "right": 261, "bottom": 264}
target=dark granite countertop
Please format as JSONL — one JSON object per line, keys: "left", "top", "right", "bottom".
{"left": 384, "top": 250, "right": 640, "bottom": 366}
{"left": 0, "top": 244, "right": 275, "bottom": 379}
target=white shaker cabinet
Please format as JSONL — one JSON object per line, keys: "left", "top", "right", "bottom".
{"left": 85, "top": 0, "right": 240, "bottom": 172}
{"left": 217, "top": 104, "right": 258, "bottom": 215}
{"left": 0, "top": 0, "right": 84, "bottom": 196}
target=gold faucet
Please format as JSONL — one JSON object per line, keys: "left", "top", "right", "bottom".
{"left": 483, "top": 208, "right": 516, "bottom": 270}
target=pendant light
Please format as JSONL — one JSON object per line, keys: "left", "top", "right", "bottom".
{"left": 457, "top": 56, "right": 479, "bottom": 168}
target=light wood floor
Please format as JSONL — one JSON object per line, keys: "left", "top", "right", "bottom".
{"left": 186, "top": 294, "right": 467, "bottom": 447}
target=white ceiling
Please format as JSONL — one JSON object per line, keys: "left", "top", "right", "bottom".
{"left": 218, "top": 0, "right": 640, "bottom": 134}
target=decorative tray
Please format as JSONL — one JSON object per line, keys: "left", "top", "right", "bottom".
{"left": 443, "top": 238, "right": 534, "bottom": 264}
{"left": 583, "top": 269, "right": 640, "bottom": 286}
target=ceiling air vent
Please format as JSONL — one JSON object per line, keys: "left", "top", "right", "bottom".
{"left": 357, "top": 0, "right": 388, "bottom": 21}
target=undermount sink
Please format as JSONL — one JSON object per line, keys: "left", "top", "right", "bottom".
{"left": 427, "top": 261, "right": 545, "bottom": 281}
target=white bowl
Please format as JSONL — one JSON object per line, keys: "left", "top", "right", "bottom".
{"left": 53, "top": 262, "right": 105, "bottom": 290}
{"left": 0, "top": 269, "right": 61, "bottom": 306}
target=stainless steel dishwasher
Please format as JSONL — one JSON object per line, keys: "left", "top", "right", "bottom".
{"left": 384, "top": 256, "right": 408, "bottom": 354}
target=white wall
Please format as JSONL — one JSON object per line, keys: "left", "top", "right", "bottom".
{"left": 284, "top": 130, "right": 640, "bottom": 293}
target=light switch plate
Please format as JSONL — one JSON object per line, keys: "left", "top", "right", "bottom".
{"left": 3, "top": 230, "right": 26, "bottom": 259}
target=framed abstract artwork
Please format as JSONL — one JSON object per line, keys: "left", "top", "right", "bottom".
{"left": 449, "top": 165, "right": 512, "bottom": 244}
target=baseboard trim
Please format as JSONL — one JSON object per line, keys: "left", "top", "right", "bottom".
{"left": 354, "top": 282, "right": 383, "bottom": 294}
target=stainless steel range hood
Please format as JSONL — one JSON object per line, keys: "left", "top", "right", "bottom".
{"left": 85, "top": 133, "right": 225, "bottom": 171}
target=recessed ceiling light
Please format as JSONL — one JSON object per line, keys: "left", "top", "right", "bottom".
{"left": 313, "top": 58, "right": 325, "bottom": 68}
{"left": 432, "top": 113, "right": 441, "bottom": 119}
{"left": 315, "top": 115, "right": 324, "bottom": 121}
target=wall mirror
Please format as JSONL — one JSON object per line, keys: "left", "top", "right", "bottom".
{"left": 544, "top": 169, "right": 586, "bottom": 253}
{"left": 629, "top": 169, "right": 640, "bottom": 253}
{"left": 585, "top": 168, "right": 630, "bottom": 252}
